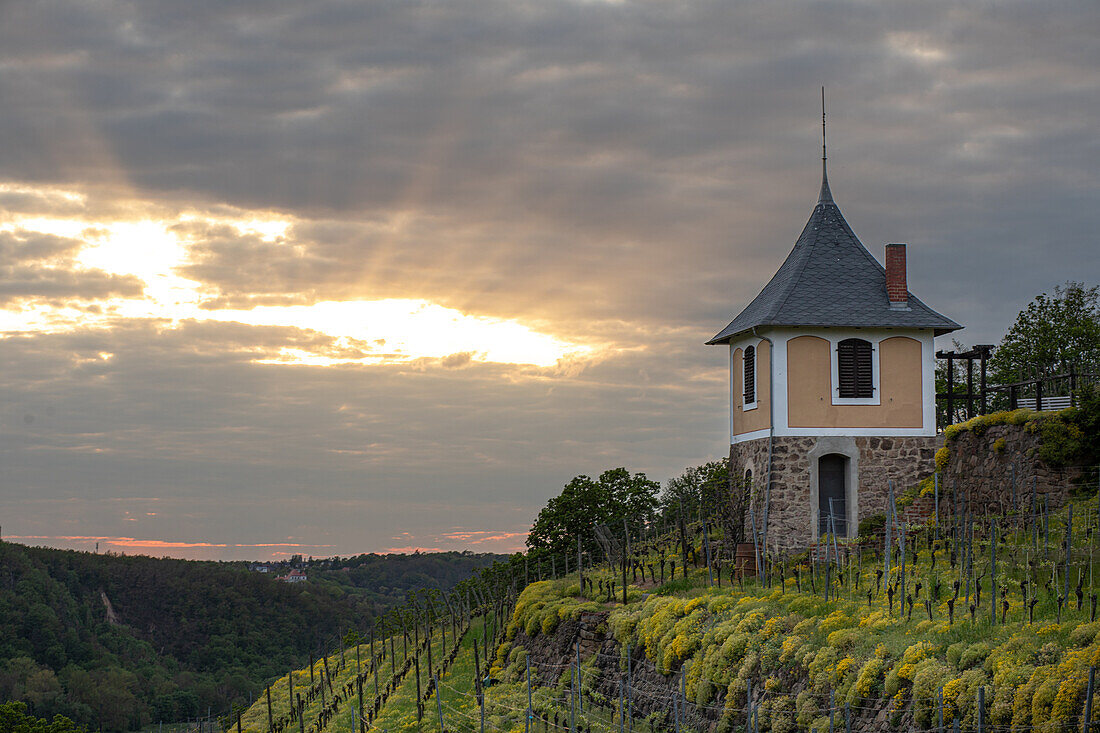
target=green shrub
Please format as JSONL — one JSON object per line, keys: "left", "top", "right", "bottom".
{"left": 958, "top": 642, "right": 992, "bottom": 670}
{"left": 912, "top": 659, "right": 953, "bottom": 727}
{"left": 896, "top": 486, "right": 920, "bottom": 510}
{"left": 946, "top": 641, "right": 967, "bottom": 668}
{"left": 808, "top": 647, "right": 837, "bottom": 693}
{"left": 795, "top": 690, "right": 818, "bottom": 729}
{"left": 848, "top": 657, "right": 887, "bottom": 704}
{"left": 1034, "top": 414, "right": 1086, "bottom": 467}
{"left": 1036, "top": 642, "right": 1062, "bottom": 666}
{"left": 1070, "top": 622, "right": 1100, "bottom": 647}
{"left": 858, "top": 513, "right": 887, "bottom": 539}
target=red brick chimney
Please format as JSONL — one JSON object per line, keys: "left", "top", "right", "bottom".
{"left": 885, "top": 243, "right": 908, "bottom": 309}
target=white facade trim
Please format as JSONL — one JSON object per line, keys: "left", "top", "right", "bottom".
{"left": 727, "top": 327, "right": 937, "bottom": 443}
{"left": 779, "top": 427, "right": 934, "bottom": 437}
{"left": 921, "top": 332, "right": 936, "bottom": 434}
{"left": 731, "top": 428, "right": 772, "bottom": 444}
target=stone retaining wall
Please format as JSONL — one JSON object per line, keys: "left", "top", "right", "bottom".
{"left": 939, "top": 423, "right": 1090, "bottom": 514}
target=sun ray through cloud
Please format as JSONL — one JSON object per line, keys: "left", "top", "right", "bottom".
{"left": 0, "top": 199, "right": 597, "bottom": 368}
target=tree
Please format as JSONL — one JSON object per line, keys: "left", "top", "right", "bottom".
{"left": 526, "top": 468, "right": 659, "bottom": 558}
{"left": 990, "top": 282, "right": 1100, "bottom": 385}
{"left": 658, "top": 461, "right": 729, "bottom": 523}
{"left": 0, "top": 702, "right": 84, "bottom": 733}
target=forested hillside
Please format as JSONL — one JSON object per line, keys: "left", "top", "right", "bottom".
{"left": 304, "top": 552, "right": 504, "bottom": 607}
{"left": 0, "top": 543, "right": 502, "bottom": 731}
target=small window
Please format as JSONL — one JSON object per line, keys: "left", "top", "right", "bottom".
{"left": 837, "top": 338, "right": 873, "bottom": 398}
{"left": 743, "top": 345, "right": 756, "bottom": 404}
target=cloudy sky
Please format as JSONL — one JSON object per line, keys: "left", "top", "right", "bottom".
{"left": 1, "top": 0, "right": 1097, "bottom": 560}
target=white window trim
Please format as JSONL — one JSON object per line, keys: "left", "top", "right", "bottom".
{"left": 758, "top": 327, "right": 936, "bottom": 439}
{"left": 829, "top": 334, "right": 880, "bottom": 406}
{"left": 743, "top": 343, "right": 758, "bottom": 412}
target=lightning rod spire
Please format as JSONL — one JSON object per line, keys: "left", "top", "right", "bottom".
{"left": 818, "top": 86, "right": 834, "bottom": 204}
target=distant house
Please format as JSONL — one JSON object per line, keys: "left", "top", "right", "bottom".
{"left": 250, "top": 563, "right": 272, "bottom": 573}
{"left": 278, "top": 569, "right": 308, "bottom": 583}
{"left": 708, "top": 140, "right": 961, "bottom": 550}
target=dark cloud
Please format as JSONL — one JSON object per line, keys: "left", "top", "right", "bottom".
{"left": 0, "top": 0, "right": 1096, "bottom": 556}
{"left": 0, "top": 319, "right": 725, "bottom": 555}
{"left": 0, "top": 0, "right": 1095, "bottom": 338}
{"left": 0, "top": 230, "right": 84, "bottom": 262}
{"left": 0, "top": 265, "right": 143, "bottom": 303}
{"left": 0, "top": 230, "right": 144, "bottom": 303}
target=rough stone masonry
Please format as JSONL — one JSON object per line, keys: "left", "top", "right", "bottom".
{"left": 730, "top": 435, "right": 937, "bottom": 553}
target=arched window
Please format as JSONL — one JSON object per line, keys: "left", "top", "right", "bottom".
{"left": 837, "top": 338, "right": 873, "bottom": 398}
{"left": 743, "top": 345, "right": 756, "bottom": 404}
{"left": 744, "top": 468, "right": 753, "bottom": 487}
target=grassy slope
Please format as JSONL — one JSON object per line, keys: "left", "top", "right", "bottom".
{"left": 240, "top": 617, "right": 493, "bottom": 733}
{"left": 489, "top": 498, "right": 1100, "bottom": 733}
{"left": 243, "top": 498, "right": 1100, "bottom": 732}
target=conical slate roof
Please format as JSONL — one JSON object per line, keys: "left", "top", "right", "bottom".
{"left": 707, "top": 166, "right": 961, "bottom": 344}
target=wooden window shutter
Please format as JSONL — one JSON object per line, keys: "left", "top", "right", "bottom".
{"left": 743, "top": 345, "right": 756, "bottom": 404}
{"left": 837, "top": 338, "right": 873, "bottom": 398}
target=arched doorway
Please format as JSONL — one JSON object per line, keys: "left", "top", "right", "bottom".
{"left": 818, "top": 454, "right": 848, "bottom": 536}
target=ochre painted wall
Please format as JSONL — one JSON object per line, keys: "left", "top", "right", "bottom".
{"left": 732, "top": 341, "right": 771, "bottom": 436}
{"left": 786, "top": 335, "right": 923, "bottom": 428}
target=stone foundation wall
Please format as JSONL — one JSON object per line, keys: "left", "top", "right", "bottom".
{"left": 730, "top": 435, "right": 936, "bottom": 553}
{"left": 940, "top": 423, "right": 1088, "bottom": 515}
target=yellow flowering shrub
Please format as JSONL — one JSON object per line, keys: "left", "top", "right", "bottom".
{"left": 780, "top": 634, "right": 805, "bottom": 663}
{"left": 941, "top": 669, "right": 988, "bottom": 730}
{"left": 735, "top": 611, "right": 766, "bottom": 634}
{"left": 762, "top": 616, "right": 782, "bottom": 639}
{"left": 766, "top": 695, "right": 797, "bottom": 733}
{"left": 808, "top": 647, "right": 837, "bottom": 693}
{"left": 911, "top": 659, "right": 952, "bottom": 727}
{"left": 935, "top": 446, "right": 951, "bottom": 470}
{"left": 818, "top": 609, "right": 855, "bottom": 636}
{"left": 832, "top": 656, "right": 858, "bottom": 700}
{"left": 957, "top": 642, "right": 992, "bottom": 670}
{"left": 1031, "top": 676, "right": 1061, "bottom": 730}
{"left": 1011, "top": 665, "right": 1052, "bottom": 729}
{"left": 793, "top": 618, "right": 817, "bottom": 636}
{"left": 609, "top": 607, "right": 641, "bottom": 644}
{"left": 1070, "top": 622, "right": 1100, "bottom": 647}
{"left": 833, "top": 656, "right": 855, "bottom": 685}
{"left": 1050, "top": 675, "right": 1085, "bottom": 729}
{"left": 736, "top": 650, "right": 760, "bottom": 684}
{"left": 902, "top": 641, "right": 935, "bottom": 667}
{"left": 848, "top": 657, "right": 886, "bottom": 704}
{"left": 826, "top": 628, "right": 860, "bottom": 652}
{"left": 635, "top": 596, "right": 683, "bottom": 662}
{"left": 684, "top": 596, "right": 707, "bottom": 613}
